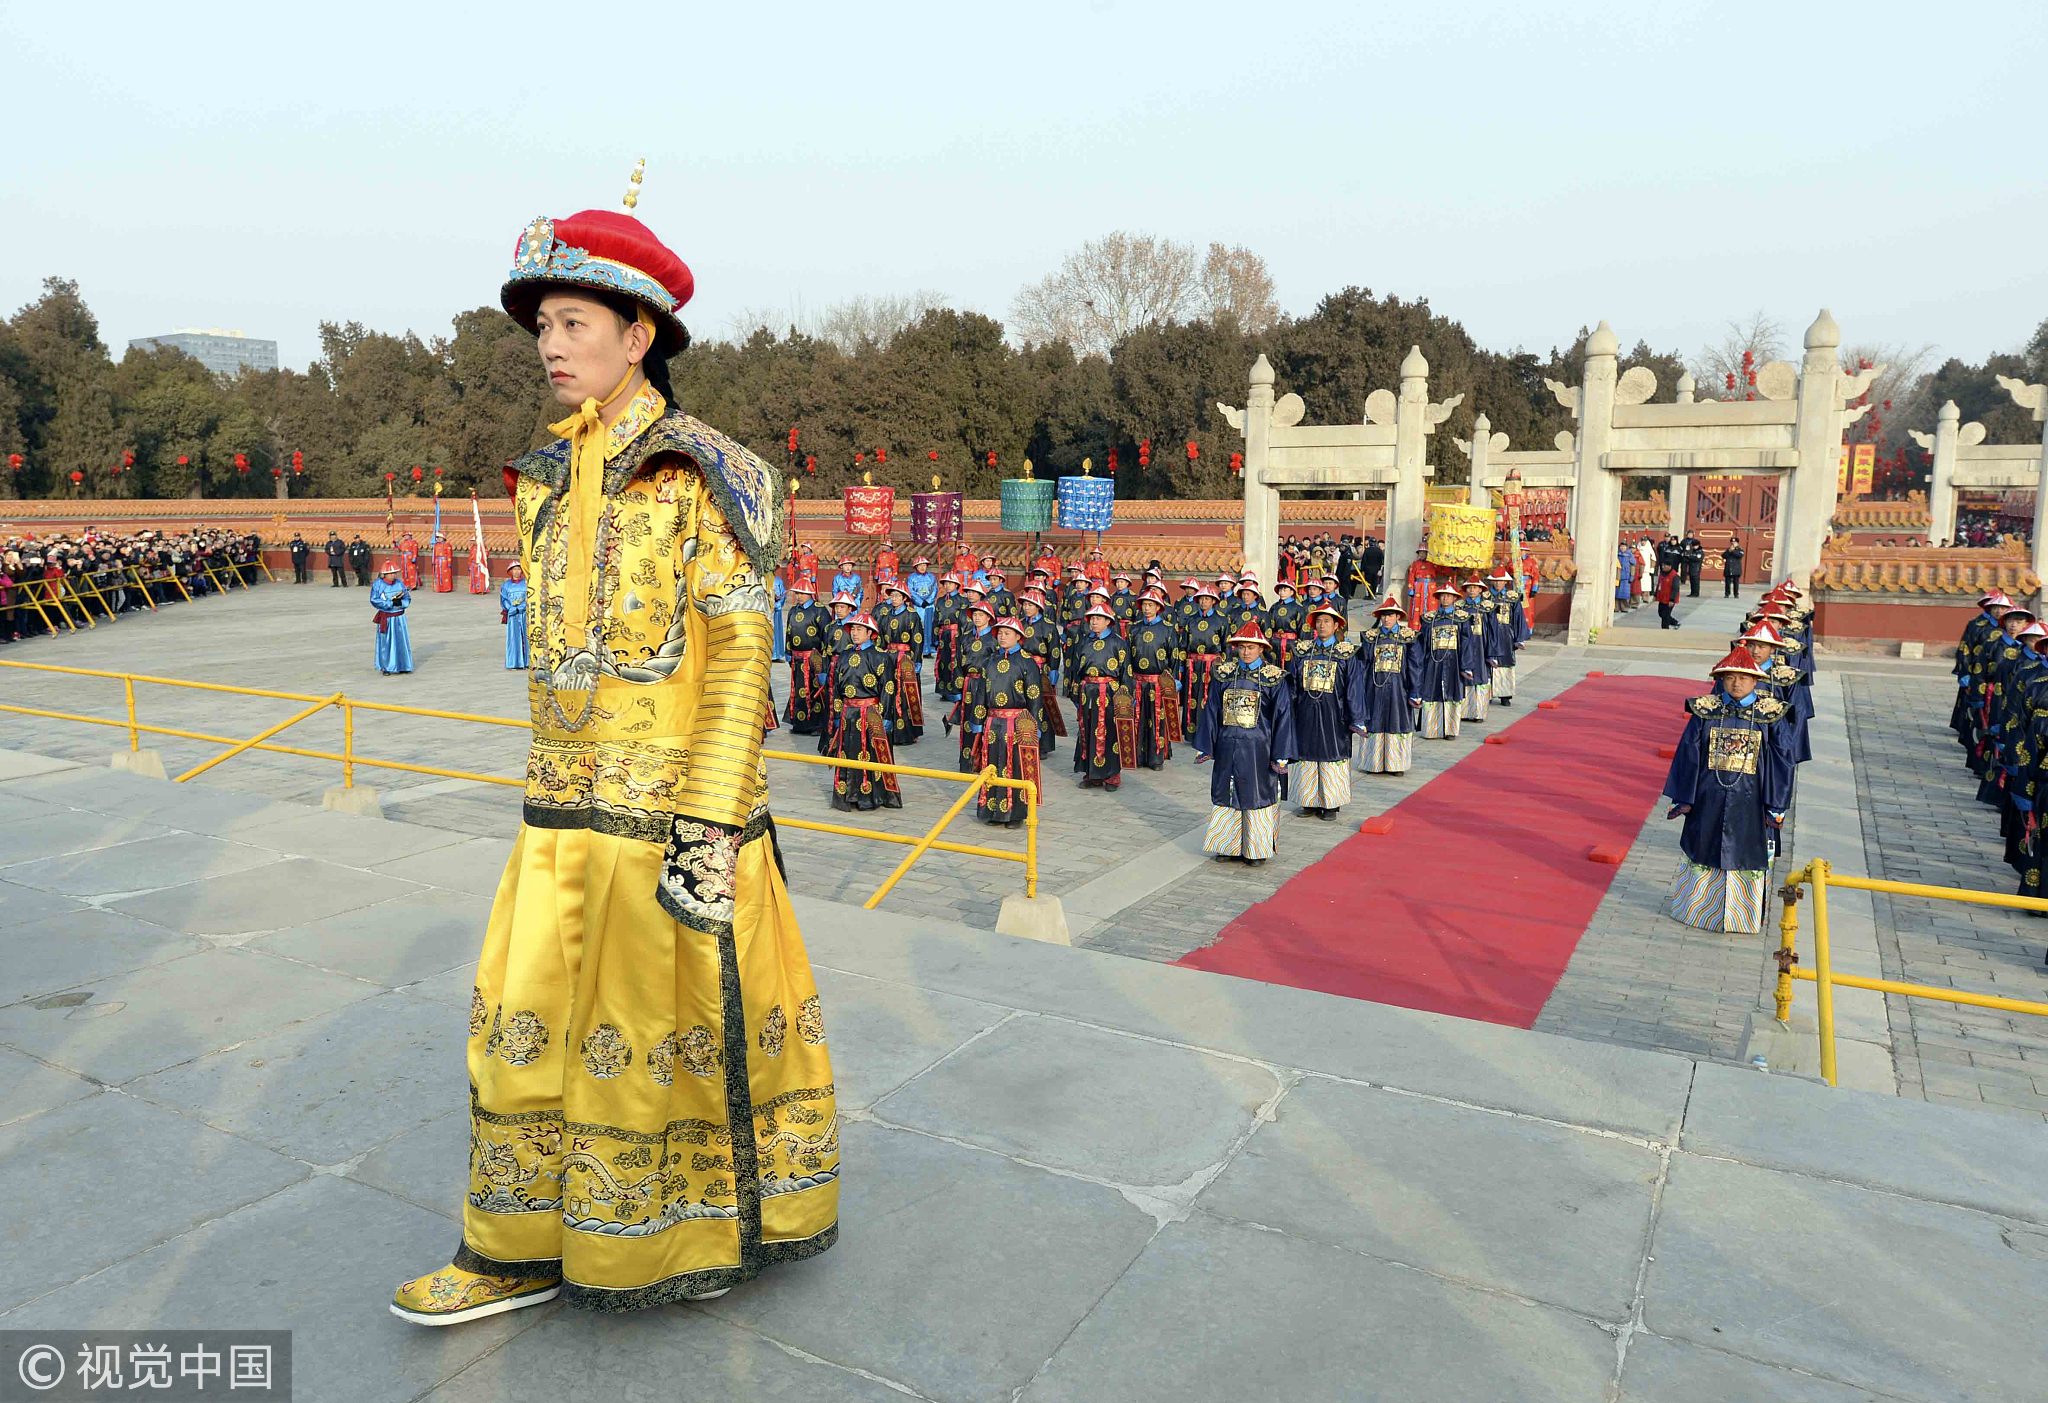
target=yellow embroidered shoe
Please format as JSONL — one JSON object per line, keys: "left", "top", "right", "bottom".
{"left": 390, "top": 1265, "right": 560, "bottom": 1326}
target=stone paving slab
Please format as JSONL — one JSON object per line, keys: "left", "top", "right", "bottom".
{"left": 1198, "top": 1074, "right": 1659, "bottom": 1321}
{"left": 1645, "top": 1153, "right": 2048, "bottom": 1402}
{"left": 1682, "top": 1061, "right": 2048, "bottom": 1223}
{"left": 0, "top": 1175, "right": 544, "bottom": 1403}
{"left": 0, "top": 807, "right": 175, "bottom": 865}
{"left": 5, "top": 906, "right": 208, "bottom": 1003}
{"left": 1022, "top": 1211, "right": 1619, "bottom": 1403}
{"left": 247, "top": 886, "right": 489, "bottom": 988}
{"left": 2, "top": 829, "right": 279, "bottom": 898}
{"left": 104, "top": 855, "right": 423, "bottom": 937}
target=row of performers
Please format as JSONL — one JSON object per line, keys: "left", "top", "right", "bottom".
{"left": 780, "top": 572, "right": 1539, "bottom": 864}
{"left": 1950, "top": 587, "right": 2048, "bottom": 944}
{"left": 1659, "top": 581, "right": 1820, "bottom": 934}
{"left": 779, "top": 559, "right": 1355, "bottom": 667}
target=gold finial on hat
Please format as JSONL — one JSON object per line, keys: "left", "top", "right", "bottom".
{"left": 623, "top": 158, "right": 646, "bottom": 211}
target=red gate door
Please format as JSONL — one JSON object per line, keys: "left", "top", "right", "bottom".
{"left": 1688, "top": 476, "right": 1781, "bottom": 581}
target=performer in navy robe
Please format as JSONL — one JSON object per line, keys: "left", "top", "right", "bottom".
{"left": 1975, "top": 604, "right": 2037, "bottom": 804}
{"left": 1413, "top": 583, "right": 1468, "bottom": 739}
{"left": 1194, "top": 622, "right": 1297, "bottom": 865}
{"left": 1456, "top": 577, "right": 1494, "bottom": 722}
{"left": 1739, "top": 621, "right": 1814, "bottom": 765}
{"left": 1356, "top": 596, "right": 1422, "bottom": 774}
{"left": 1180, "top": 584, "right": 1232, "bottom": 733}
{"left": 370, "top": 564, "right": 414, "bottom": 675}
{"left": 1286, "top": 601, "right": 1368, "bottom": 819}
{"left": 498, "top": 564, "right": 529, "bottom": 670}
{"left": 1661, "top": 647, "right": 1797, "bottom": 933}
{"left": 932, "top": 575, "right": 967, "bottom": 700}
{"left": 1482, "top": 568, "right": 1528, "bottom": 704}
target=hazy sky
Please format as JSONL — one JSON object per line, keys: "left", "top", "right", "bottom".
{"left": 6, "top": 1, "right": 2043, "bottom": 376}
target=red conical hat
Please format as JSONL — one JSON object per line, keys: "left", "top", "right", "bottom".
{"left": 1228, "top": 620, "right": 1271, "bottom": 649}
{"left": 1372, "top": 595, "right": 1407, "bottom": 615}
{"left": 1711, "top": 646, "right": 1769, "bottom": 679}
{"left": 1308, "top": 601, "right": 1347, "bottom": 625}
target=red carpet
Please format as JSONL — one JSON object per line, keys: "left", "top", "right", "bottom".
{"left": 1177, "top": 674, "right": 1700, "bottom": 1027}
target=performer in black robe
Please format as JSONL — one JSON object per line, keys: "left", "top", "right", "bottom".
{"left": 1661, "top": 647, "right": 1797, "bottom": 933}
{"left": 1953, "top": 590, "right": 2009, "bottom": 760}
{"left": 961, "top": 617, "right": 1047, "bottom": 826}
{"left": 1128, "top": 587, "right": 1183, "bottom": 769}
{"left": 875, "top": 581, "right": 926, "bottom": 746}
{"left": 1180, "top": 584, "right": 1232, "bottom": 733}
{"left": 1070, "top": 603, "right": 1134, "bottom": 790}
{"left": 782, "top": 584, "right": 831, "bottom": 736}
{"left": 824, "top": 613, "right": 902, "bottom": 811}
{"left": 1193, "top": 622, "right": 1297, "bottom": 866}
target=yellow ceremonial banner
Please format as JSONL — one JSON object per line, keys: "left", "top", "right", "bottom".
{"left": 1852, "top": 443, "right": 1876, "bottom": 495}
{"left": 1837, "top": 446, "right": 1850, "bottom": 494}
{"left": 1426, "top": 503, "right": 1496, "bottom": 569}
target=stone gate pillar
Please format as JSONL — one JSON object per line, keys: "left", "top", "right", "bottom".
{"left": 1928, "top": 400, "right": 1960, "bottom": 545}
{"left": 1775, "top": 310, "right": 1847, "bottom": 584}
{"left": 1465, "top": 412, "right": 1493, "bottom": 509}
{"left": 2001, "top": 377, "right": 2048, "bottom": 598}
{"left": 1385, "top": 346, "right": 1431, "bottom": 575}
{"left": 1565, "top": 323, "right": 1620, "bottom": 643}
{"left": 1239, "top": 354, "right": 1280, "bottom": 586}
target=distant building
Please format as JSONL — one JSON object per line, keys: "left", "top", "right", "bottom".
{"left": 127, "top": 329, "right": 279, "bottom": 377}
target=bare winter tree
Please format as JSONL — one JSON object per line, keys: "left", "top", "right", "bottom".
{"left": 719, "top": 292, "right": 947, "bottom": 351}
{"left": 1690, "top": 311, "right": 1789, "bottom": 398}
{"left": 1010, "top": 232, "right": 1200, "bottom": 356}
{"left": 812, "top": 292, "right": 949, "bottom": 353}
{"left": 1837, "top": 340, "right": 1935, "bottom": 417}
{"left": 1199, "top": 243, "right": 1280, "bottom": 333}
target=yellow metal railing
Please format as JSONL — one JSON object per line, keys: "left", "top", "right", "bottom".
{"left": 0, "top": 659, "right": 1038, "bottom": 908}
{"left": 1774, "top": 858, "right": 2048, "bottom": 1086}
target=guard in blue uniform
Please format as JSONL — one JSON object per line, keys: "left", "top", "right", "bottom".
{"left": 1413, "top": 583, "right": 1468, "bottom": 739}
{"left": 499, "top": 564, "right": 530, "bottom": 670}
{"left": 906, "top": 555, "right": 939, "bottom": 656}
{"left": 829, "top": 557, "right": 864, "bottom": 608}
{"left": 1357, "top": 596, "right": 1422, "bottom": 774}
{"left": 1286, "top": 601, "right": 1368, "bottom": 820}
{"left": 1457, "top": 576, "right": 1494, "bottom": 722}
{"left": 370, "top": 564, "right": 414, "bottom": 675}
{"left": 1661, "top": 646, "right": 1797, "bottom": 933}
{"left": 1482, "top": 568, "right": 1529, "bottom": 704}
{"left": 1194, "top": 621, "right": 1297, "bottom": 866}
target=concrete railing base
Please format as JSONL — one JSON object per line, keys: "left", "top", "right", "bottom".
{"left": 323, "top": 785, "right": 385, "bottom": 819}
{"left": 110, "top": 749, "right": 168, "bottom": 780}
{"left": 996, "top": 894, "right": 1071, "bottom": 946}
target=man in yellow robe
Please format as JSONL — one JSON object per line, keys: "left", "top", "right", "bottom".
{"left": 393, "top": 177, "right": 838, "bottom": 1325}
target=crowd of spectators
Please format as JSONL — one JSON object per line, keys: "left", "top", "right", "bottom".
{"left": 0, "top": 528, "right": 267, "bottom": 642}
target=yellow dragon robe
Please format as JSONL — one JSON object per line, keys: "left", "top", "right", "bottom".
{"left": 457, "top": 384, "right": 838, "bottom": 1309}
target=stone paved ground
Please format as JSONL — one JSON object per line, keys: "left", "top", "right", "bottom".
{"left": 1843, "top": 673, "right": 2048, "bottom": 1121}
{"left": 3, "top": 750, "right": 2046, "bottom": 1402}
{"left": 5, "top": 580, "right": 2029, "bottom": 1105}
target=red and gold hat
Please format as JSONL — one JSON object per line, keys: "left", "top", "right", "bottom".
{"left": 1372, "top": 595, "right": 1407, "bottom": 616}
{"left": 501, "top": 161, "right": 694, "bottom": 355}
{"left": 1308, "top": 601, "right": 1347, "bottom": 626}
{"left": 1711, "top": 646, "right": 1769, "bottom": 679}
{"left": 1228, "top": 620, "right": 1271, "bottom": 649}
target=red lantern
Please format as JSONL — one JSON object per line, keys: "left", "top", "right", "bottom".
{"left": 234, "top": 452, "right": 249, "bottom": 474}
{"left": 433, "top": 466, "right": 443, "bottom": 477}
{"left": 176, "top": 455, "right": 189, "bottom": 467}
{"left": 384, "top": 471, "right": 397, "bottom": 483}
{"left": 986, "top": 451, "right": 997, "bottom": 468}
{"left": 928, "top": 449, "right": 940, "bottom": 461}
{"left": 787, "top": 426, "right": 799, "bottom": 455}
{"left": 875, "top": 448, "right": 887, "bottom": 463}
{"left": 271, "top": 467, "right": 282, "bottom": 478}
{"left": 410, "top": 465, "right": 423, "bottom": 482}
{"left": 1138, "top": 438, "right": 1151, "bottom": 468}
{"left": 122, "top": 450, "right": 135, "bottom": 469}
{"left": 69, "top": 470, "right": 83, "bottom": 484}
{"left": 1186, "top": 440, "right": 1199, "bottom": 462}
{"left": 291, "top": 450, "right": 304, "bottom": 474}
{"left": 804, "top": 454, "right": 816, "bottom": 475}
{"left": 5, "top": 453, "right": 21, "bottom": 471}
{"left": 855, "top": 451, "right": 865, "bottom": 464}
{"left": 1230, "top": 451, "right": 1244, "bottom": 473}
{"left": 1106, "top": 447, "right": 1118, "bottom": 473}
